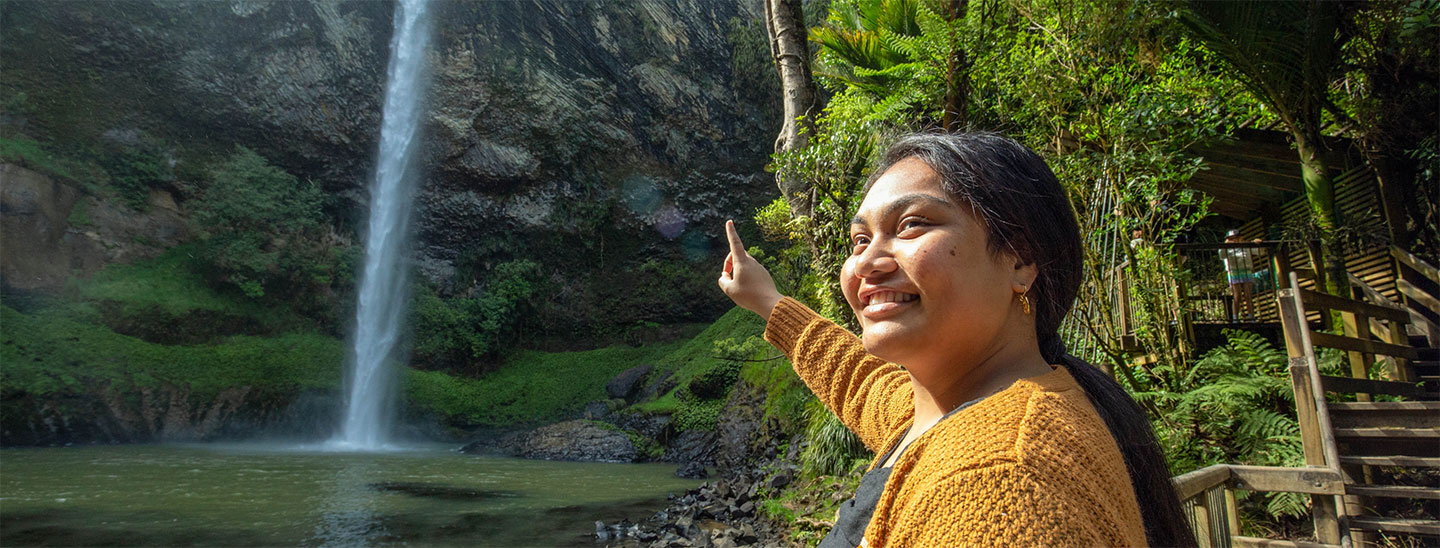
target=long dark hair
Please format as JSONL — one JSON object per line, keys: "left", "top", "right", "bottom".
{"left": 868, "top": 132, "right": 1196, "bottom": 548}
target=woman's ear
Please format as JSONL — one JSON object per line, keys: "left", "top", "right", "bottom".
{"left": 1012, "top": 259, "right": 1039, "bottom": 294}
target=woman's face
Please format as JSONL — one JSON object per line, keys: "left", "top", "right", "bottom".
{"left": 841, "top": 158, "right": 1031, "bottom": 373}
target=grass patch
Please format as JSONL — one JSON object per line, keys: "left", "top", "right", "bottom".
{"left": 0, "top": 304, "right": 343, "bottom": 398}
{"left": 0, "top": 136, "right": 76, "bottom": 180}
{"left": 405, "top": 340, "right": 684, "bottom": 427}
{"left": 626, "top": 307, "right": 766, "bottom": 411}
{"left": 75, "top": 245, "right": 314, "bottom": 335}
{"left": 80, "top": 245, "right": 257, "bottom": 317}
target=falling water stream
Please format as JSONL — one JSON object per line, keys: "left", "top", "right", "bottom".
{"left": 333, "top": 0, "right": 433, "bottom": 450}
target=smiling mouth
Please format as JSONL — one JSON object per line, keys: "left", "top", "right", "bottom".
{"left": 862, "top": 291, "right": 918, "bottom": 316}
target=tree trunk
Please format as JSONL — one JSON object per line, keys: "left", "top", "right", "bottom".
{"left": 764, "top": 0, "right": 818, "bottom": 219}
{"left": 941, "top": 0, "right": 969, "bottom": 132}
{"left": 1293, "top": 128, "right": 1347, "bottom": 299}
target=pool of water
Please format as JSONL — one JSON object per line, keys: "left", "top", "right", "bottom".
{"left": 0, "top": 443, "right": 699, "bottom": 546}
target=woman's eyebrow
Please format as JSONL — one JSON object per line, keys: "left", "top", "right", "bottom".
{"left": 851, "top": 194, "right": 952, "bottom": 226}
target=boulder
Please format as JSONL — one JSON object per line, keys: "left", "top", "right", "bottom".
{"left": 663, "top": 429, "right": 715, "bottom": 465}
{"left": 675, "top": 461, "right": 709, "bottom": 479}
{"left": 607, "top": 364, "right": 654, "bottom": 400}
{"left": 515, "top": 420, "right": 637, "bottom": 463}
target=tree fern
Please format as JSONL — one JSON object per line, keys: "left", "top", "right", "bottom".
{"left": 1156, "top": 330, "right": 1308, "bottom": 522}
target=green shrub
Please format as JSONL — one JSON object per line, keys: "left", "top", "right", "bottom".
{"left": 410, "top": 260, "right": 543, "bottom": 370}
{"left": 799, "top": 398, "right": 870, "bottom": 477}
{"left": 682, "top": 359, "right": 742, "bottom": 400}
{"left": 192, "top": 147, "right": 341, "bottom": 312}
{"left": 405, "top": 340, "right": 682, "bottom": 427}
{"left": 672, "top": 398, "right": 724, "bottom": 432}
{"left": 1141, "top": 330, "right": 1308, "bottom": 520}
{"left": 99, "top": 143, "right": 170, "bottom": 210}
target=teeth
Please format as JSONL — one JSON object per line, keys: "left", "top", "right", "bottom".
{"left": 867, "top": 291, "right": 917, "bottom": 305}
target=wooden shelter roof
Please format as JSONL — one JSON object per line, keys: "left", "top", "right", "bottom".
{"left": 1189, "top": 128, "right": 1362, "bottom": 221}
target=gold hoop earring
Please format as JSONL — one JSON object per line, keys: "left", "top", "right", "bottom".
{"left": 1019, "top": 292, "right": 1032, "bottom": 315}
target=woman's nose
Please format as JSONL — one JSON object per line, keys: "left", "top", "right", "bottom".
{"left": 853, "top": 240, "right": 898, "bottom": 279}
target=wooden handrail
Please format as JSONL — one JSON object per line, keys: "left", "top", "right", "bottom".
{"left": 1284, "top": 275, "right": 1344, "bottom": 471}
{"left": 1347, "top": 273, "right": 1425, "bottom": 339}
{"left": 1173, "top": 464, "right": 1232, "bottom": 501}
{"left": 1227, "top": 465, "right": 1343, "bottom": 495}
{"left": 1278, "top": 272, "right": 1349, "bottom": 545}
{"left": 1175, "top": 240, "right": 1290, "bottom": 251}
{"left": 1172, "top": 464, "right": 1345, "bottom": 502}
{"left": 1307, "top": 331, "right": 1419, "bottom": 360}
{"left": 1298, "top": 288, "right": 1411, "bottom": 323}
{"left": 1397, "top": 278, "right": 1440, "bottom": 313}
{"left": 1392, "top": 246, "right": 1439, "bottom": 285}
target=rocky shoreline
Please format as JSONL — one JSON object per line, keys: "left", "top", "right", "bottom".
{"left": 596, "top": 466, "right": 800, "bottom": 548}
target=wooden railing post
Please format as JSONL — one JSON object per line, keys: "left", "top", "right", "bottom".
{"left": 1341, "top": 304, "right": 1374, "bottom": 402}
{"left": 1224, "top": 488, "right": 1242, "bottom": 541}
{"left": 1194, "top": 489, "right": 1214, "bottom": 548}
{"left": 1277, "top": 284, "right": 1344, "bottom": 546}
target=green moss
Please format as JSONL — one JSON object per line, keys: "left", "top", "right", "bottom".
{"left": 0, "top": 136, "right": 75, "bottom": 180}
{"left": 66, "top": 198, "right": 94, "bottom": 227}
{"left": 642, "top": 307, "right": 766, "bottom": 399}
{"left": 405, "top": 340, "right": 683, "bottom": 427}
{"left": 740, "top": 351, "right": 810, "bottom": 433}
{"left": 630, "top": 392, "right": 679, "bottom": 414}
{"left": 77, "top": 245, "right": 308, "bottom": 330}
{"left": 0, "top": 304, "right": 343, "bottom": 399}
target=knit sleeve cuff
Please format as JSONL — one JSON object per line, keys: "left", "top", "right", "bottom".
{"left": 763, "top": 297, "right": 819, "bottom": 356}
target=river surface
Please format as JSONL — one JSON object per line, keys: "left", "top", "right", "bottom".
{"left": 0, "top": 444, "right": 699, "bottom": 547}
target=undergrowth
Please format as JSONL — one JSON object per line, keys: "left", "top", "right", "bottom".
{"left": 77, "top": 244, "right": 297, "bottom": 327}
{"left": 0, "top": 304, "right": 342, "bottom": 399}
{"left": 405, "top": 341, "right": 683, "bottom": 427}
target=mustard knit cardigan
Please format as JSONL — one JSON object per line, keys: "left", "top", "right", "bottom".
{"left": 764, "top": 297, "right": 1148, "bottom": 547}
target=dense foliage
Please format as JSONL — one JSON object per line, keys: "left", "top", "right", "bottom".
{"left": 1142, "top": 330, "right": 1309, "bottom": 521}
{"left": 193, "top": 147, "right": 346, "bottom": 311}
{"left": 411, "top": 260, "right": 543, "bottom": 372}
{"left": 755, "top": 0, "right": 1438, "bottom": 536}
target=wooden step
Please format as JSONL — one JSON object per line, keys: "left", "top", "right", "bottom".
{"left": 1346, "top": 517, "right": 1440, "bottom": 535}
{"left": 1335, "top": 427, "right": 1440, "bottom": 458}
{"left": 1345, "top": 484, "right": 1440, "bottom": 500}
{"left": 1230, "top": 536, "right": 1338, "bottom": 548}
{"left": 1320, "top": 375, "right": 1428, "bottom": 398}
{"left": 1328, "top": 401, "right": 1440, "bottom": 429}
{"left": 1338, "top": 437, "right": 1440, "bottom": 458}
{"left": 1334, "top": 427, "right": 1440, "bottom": 439}
{"left": 1340, "top": 456, "right": 1440, "bottom": 467}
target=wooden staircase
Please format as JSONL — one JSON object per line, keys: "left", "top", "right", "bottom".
{"left": 1278, "top": 271, "right": 1440, "bottom": 547}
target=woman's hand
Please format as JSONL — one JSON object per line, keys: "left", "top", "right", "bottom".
{"left": 718, "top": 220, "right": 783, "bottom": 321}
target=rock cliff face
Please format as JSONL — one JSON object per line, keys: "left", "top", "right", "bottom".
{"left": 0, "top": 382, "right": 337, "bottom": 446}
{"left": 0, "top": 164, "right": 191, "bottom": 290}
{"left": 1, "top": 0, "right": 778, "bottom": 327}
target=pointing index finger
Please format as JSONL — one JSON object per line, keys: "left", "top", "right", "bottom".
{"left": 725, "top": 220, "right": 746, "bottom": 256}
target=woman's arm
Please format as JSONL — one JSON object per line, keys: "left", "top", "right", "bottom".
{"left": 717, "top": 221, "right": 912, "bottom": 451}
{"left": 764, "top": 297, "right": 912, "bottom": 452}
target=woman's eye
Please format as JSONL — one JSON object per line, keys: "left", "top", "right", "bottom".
{"left": 899, "top": 218, "right": 928, "bottom": 233}
{"left": 851, "top": 235, "right": 870, "bottom": 251}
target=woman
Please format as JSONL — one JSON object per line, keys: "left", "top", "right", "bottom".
{"left": 718, "top": 133, "right": 1193, "bottom": 547}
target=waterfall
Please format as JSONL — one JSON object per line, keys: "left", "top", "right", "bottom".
{"left": 332, "top": 0, "right": 432, "bottom": 450}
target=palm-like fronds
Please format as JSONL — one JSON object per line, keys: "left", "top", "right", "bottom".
{"left": 1158, "top": 330, "right": 1309, "bottom": 520}
{"left": 1179, "top": 0, "right": 1346, "bottom": 130}
{"left": 809, "top": 0, "right": 928, "bottom": 93}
